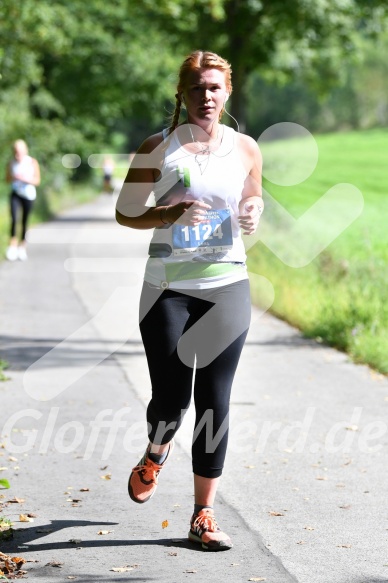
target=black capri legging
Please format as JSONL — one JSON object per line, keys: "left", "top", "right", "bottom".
{"left": 139, "top": 278, "right": 251, "bottom": 479}
{"left": 10, "top": 191, "right": 34, "bottom": 241}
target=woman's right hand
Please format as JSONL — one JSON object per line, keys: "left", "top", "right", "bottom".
{"left": 166, "top": 200, "right": 211, "bottom": 226}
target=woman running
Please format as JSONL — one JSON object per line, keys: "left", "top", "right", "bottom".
{"left": 116, "top": 50, "right": 263, "bottom": 551}
{"left": 5, "top": 139, "right": 40, "bottom": 261}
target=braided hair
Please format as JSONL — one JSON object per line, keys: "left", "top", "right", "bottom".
{"left": 168, "top": 50, "right": 232, "bottom": 135}
{"left": 168, "top": 93, "right": 183, "bottom": 136}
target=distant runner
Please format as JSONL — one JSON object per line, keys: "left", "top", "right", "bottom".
{"left": 5, "top": 140, "right": 40, "bottom": 261}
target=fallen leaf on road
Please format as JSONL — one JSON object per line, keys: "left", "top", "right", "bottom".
{"left": 296, "top": 540, "right": 306, "bottom": 545}
{"left": 80, "top": 488, "right": 89, "bottom": 492}
{"left": 268, "top": 511, "right": 284, "bottom": 516}
{"left": 316, "top": 476, "right": 328, "bottom": 481}
{"left": 0, "top": 551, "right": 27, "bottom": 579}
{"left": 71, "top": 499, "right": 81, "bottom": 503}
{"left": 100, "top": 466, "right": 108, "bottom": 471}
{"left": 345, "top": 425, "right": 358, "bottom": 431}
{"left": 168, "top": 552, "right": 177, "bottom": 556}
{"left": 19, "top": 515, "right": 33, "bottom": 523}
{"left": 8, "top": 498, "right": 25, "bottom": 504}
{"left": 337, "top": 544, "right": 352, "bottom": 548}
{"left": 110, "top": 566, "right": 133, "bottom": 572}
{"left": 245, "top": 465, "right": 255, "bottom": 469}
{"left": 45, "top": 561, "right": 63, "bottom": 567}
{"left": 185, "top": 569, "right": 197, "bottom": 573}
{"left": 27, "top": 513, "right": 37, "bottom": 518}
{"left": 10, "top": 557, "right": 26, "bottom": 566}
{"left": 100, "top": 474, "right": 111, "bottom": 480}
{"left": 162, "top": 520, "right": 169, "bottom": 529}
{"left": 97, "top": 530, "right": 113, "bottom": 535}
{"left": 0, "top": 467, "right": 8, "bottom": 471}
{"left": 8, "top": 457, "right": 18, "bottom": 462}
{"left": 339, "top": 504, "right": 351, "bottom": 509}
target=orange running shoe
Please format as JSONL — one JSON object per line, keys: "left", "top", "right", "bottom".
{"left": 188, "top": 508, "right": 233, "bottom": 551}
{"left": 128, "top": 441, "right": 174, "bottom": 504}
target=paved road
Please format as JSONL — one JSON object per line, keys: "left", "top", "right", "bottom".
{"left": 1, "top": 194, "right": 387, "bottom": 583}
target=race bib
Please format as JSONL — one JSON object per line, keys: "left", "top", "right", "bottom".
{"left": 172, "top": 208, "right": 233, "bottom": 256}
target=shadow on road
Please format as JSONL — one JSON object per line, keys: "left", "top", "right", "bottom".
{"left": 0, "top": 335, "right": 144, "bottom": 371}
{"left": 1, "top": 518, "right": 204, "bottom": 554}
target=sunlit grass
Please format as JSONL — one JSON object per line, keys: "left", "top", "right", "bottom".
{"left": 248, "top": 128, "right": 388, "bottom": 374}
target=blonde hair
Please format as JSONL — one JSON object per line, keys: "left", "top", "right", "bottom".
{"left": 169, "top": 50, "right": 232, "bottom": 135}
{"left": 13, "top": 139, "right": 29, "bottom": 155}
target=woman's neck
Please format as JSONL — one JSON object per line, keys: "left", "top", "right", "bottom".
{"left": 186, "top": 117, "right": 220, "bottom": 142}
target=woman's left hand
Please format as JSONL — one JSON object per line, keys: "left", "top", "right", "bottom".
{"left": 238, "top": 199, "right": 264, "bottom": 235}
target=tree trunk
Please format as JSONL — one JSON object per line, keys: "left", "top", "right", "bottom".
{"left": 229, "top": 61, "right": 247, "bottom": 134}
{"left": 224, "top": 0, "right": 252, "bottom": 134}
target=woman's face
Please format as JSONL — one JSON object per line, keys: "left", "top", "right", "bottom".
{"left": 13, "top": 143, "right": 27, "bottom": 161}
{"left": 182, "top": 68, "right": 228, "bottom": 124}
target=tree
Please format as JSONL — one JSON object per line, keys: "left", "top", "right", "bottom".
{"left": 0, "top": 0, "right": 180, "bottom": 188}
{"left": 137, "top": 0, "right": 388, "bottom": 132}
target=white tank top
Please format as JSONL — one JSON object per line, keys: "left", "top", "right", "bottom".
{"left": 11, "top": 156, "right": 37, "bottom": 201}
{"left": 144, "top": 125, "right": 249, "bottom": 290}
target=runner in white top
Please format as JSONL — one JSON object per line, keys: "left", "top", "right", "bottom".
{"left": 5, "top": 139, "right": 40, "bottom": 261}
{"left": 116, "top": 50, "right": 263, "bottom": 551}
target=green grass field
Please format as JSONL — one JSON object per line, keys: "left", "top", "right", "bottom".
{"left": 247, "top": 128, "right": 388, "bottom": 374}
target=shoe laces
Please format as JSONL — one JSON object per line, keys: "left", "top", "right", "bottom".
{"left": 193, "top": 510, "right": 218, "bottom": 533}
{"left": 132, "top": 457, "right": 162, "bottom": 483}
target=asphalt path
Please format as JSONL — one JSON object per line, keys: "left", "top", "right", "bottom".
{"left": 0, "top": 193, "right": 387, "bottom": 583}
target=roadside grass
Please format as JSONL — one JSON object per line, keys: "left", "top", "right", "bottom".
{"left": 248, "top": 128, "right": 388, "bottom": 374}
{"left": 0, "top": 359, "right": 10, "bottom": 382}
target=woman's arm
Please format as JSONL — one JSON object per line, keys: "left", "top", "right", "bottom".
{"left": 115, "top": 133, "right": 167, "bottom": 230}
{"left": 31, "top": 159, "right": 41, "bottom": 186}
{"left": 115, "top": 132, "right": 211, "bottom": 230}
{"left": 237, "top": 134, "right": 264, "bottom": 235}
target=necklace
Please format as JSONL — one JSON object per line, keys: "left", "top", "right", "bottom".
{"left": 187, "top": 124, "right": 224, "bottom": 174}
